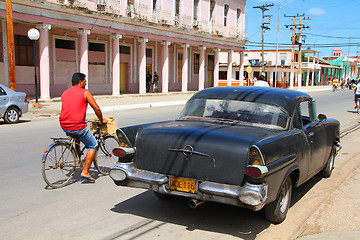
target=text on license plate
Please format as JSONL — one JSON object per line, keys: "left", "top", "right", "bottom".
{"left": 169, "top": 177, "right": 196, "bottom": 193}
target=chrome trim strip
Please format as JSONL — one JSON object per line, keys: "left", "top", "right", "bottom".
{"left": 199, "top": 181, "right": 242, "bottom": 198}
{"left": 111, "top": 162, "right": 168, "bottom": 184}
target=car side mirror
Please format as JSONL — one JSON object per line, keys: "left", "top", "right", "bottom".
{"left": 317, "top": 114, "right": 327, "bottom": 122}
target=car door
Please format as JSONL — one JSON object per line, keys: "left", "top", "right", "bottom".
{"left": 0, "top": 86, "right": 9, "bottom": 117}
{"left": 299, "top": 100, "right": 327, "bottom": 176}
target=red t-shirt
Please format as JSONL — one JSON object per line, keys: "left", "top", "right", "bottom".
{"left": 59, "top": 86, "right": 88, "bottom": 130}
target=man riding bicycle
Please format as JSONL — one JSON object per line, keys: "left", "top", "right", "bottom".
{"left": 59, "top": 72, "right": 107, "bottom": 182}
{"left": 354, "top": 81, "right": 360, "bottom": 109}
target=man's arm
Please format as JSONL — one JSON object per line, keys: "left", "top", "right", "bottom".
{"left": 84, "top": 90, "right": 107, "bottom": 124}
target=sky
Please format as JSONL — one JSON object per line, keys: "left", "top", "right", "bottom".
{"left": 245, "top": 0, "right": 360, "bottom": 58}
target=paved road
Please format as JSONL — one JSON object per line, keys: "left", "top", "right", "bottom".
{"left": 1, "top": 88, "right": 359, "bottom": 240}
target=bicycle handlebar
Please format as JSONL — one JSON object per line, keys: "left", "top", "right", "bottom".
{"left": 86, "top": 119, "right": 107, "bottom": 124}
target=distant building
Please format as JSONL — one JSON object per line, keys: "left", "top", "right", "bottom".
{"left": 219, "top": 48, "right": 344, "bottom": 87}
{"left": 325, "top": 48, "right": 360, "bottom": 80}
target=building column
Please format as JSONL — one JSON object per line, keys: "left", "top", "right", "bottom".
{"left": 199, "top": 45, "right": 206, "bottom": 90}
{"left": 181, "top": 43, "right": 189, "bottom": 92}
{"left": 119, "top": 0, "right": 127, "bottom": 16}
{"left": 227, "top": 50, "right": 233, "bottom": 86}
{"left": 2, "top": 19, "right": 9, "bottom": 86}
{"left": 239, "top": 51, "right": 244, "bottom": 86}
{"left": 78, "top": 29, "right": 90, "bottom": 87}
{"left": 36, "top": 24, "right": 51, "bottom": 100}
{"left": 214, "top": 48, "right": 220, "bottom": 87}
{"left": 161, "top": 40, "right": 170, "bottom": 93}
{"left": 139, "top": 38, "right": 147, "bottom": 94}
{"left": 306, "top": 70, "right": 310, "bottom": 86}
{"left": 269, "top": 70, "right": 274, "bottom": 87}
{"left": 112, "top": 33, "right": 122, "bottom": 96}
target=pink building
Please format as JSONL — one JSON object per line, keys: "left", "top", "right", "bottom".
{"left": 0, "top": 0, "right": 247, "bottom": 99}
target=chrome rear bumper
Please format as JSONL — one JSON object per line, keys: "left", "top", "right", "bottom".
{"left": 110, "top": 162, "right": 268, "bottom": 211}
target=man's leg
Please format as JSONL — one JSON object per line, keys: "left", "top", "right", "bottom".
{"left": 81, "top": 149, "right": 96, "bottom": 178}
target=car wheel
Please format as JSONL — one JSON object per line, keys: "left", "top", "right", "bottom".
{"left": 318, "top": 146, "right": 335, "bottom": 178}
{"left": 4, "top": 107, "right": 20, "bottom": 124}
{"left": 264, "top": 176, "right": 292, "bottom": 223}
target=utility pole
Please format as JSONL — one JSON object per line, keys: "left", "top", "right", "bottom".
{"left": 6, "top": 0, "right": 15, "bottom": 91}
{"left": 356, "top": 46, "right": 359, "bottom": 77}
{"left": 285, "top": 14, "right": 310, "bottom": 88}
{"left": 297, "top": 16, "right": 310, "bottom": 87}
{"left": 253, "top": 4, "right": 273, "bottom": 77}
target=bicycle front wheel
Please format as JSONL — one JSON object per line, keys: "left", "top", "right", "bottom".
{"left": 42, "top": 142, "right": 77, "bottom": 188}
{"left": 94, "top": 136, "right": 120, "bottom": 175}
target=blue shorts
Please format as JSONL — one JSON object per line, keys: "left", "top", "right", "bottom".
{"left": 62, "top": 127, "right": 98, "bottom": 150}
{"left": 355, "top": 94, "right": 360, "bottom": 101}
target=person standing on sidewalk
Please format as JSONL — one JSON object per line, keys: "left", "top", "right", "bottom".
{"left": 146, "top": 71, "right": 152, "bottom": 92}
{"left": 59, "top": 72, "right": 107, "bottom": 182}
{"left": 152, "top": 72, "right": 159, "bottom": 92}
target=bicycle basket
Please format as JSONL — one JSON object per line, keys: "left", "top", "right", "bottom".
{"left": 89, "top": 117, "right": 117, "bottom": 135}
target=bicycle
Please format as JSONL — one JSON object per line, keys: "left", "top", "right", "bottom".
{"left": 42, "top": 120, "right": 120, "bottom": 188}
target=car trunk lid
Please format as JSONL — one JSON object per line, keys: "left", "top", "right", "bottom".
{"left": 134, "top": 120, "right": 277, "bottom": 185}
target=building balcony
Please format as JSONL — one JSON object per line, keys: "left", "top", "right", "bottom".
{"left": 49, "top": 0, "right": 245, "bottom": 40}
{"left": 294, "top": 62, "right": 322, "bottom": 70}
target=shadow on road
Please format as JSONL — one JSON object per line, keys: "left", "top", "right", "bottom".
{"left": 0, "top": 119, "right": 31, "bottom": 125}
{"left": 111, "top": 190, "right": 269, "bottom": 239}
{"left": 110, "top": 175, "right": 324, "bottom": 239}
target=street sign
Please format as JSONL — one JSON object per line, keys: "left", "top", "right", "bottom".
{"left": 246, "top": 66, "right": 252, "bottom": 73}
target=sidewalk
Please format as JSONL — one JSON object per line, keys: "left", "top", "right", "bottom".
{"left": 24, "top": 86, "right": 332, "bottom": 119}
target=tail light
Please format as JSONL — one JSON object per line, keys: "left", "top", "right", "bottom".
{"left": 24, "top": 96, "right": 28, "bottom": 103}
{"left": 112, "top": 147, "right": 135, "bottom": 158}
{"left": 249, "top": 146, "right": 265, "bottom": 165}
{"left": 245, "top": 146, "right": 268, "bottom": 178}
{"left": 245, "top": 165, "right": 268, "bottom": 178}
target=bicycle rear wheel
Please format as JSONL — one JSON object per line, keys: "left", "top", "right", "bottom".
{"left": 94, "top": 136, "right": 120, "bottom": 175}
{"left": 42, "top": 142, "right": 77, "bottom": 188}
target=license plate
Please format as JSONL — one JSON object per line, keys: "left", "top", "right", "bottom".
{"left": 169, "top": 177, "right": 196, "bottom": 193}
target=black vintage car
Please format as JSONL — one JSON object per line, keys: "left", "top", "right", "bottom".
{"left": 109, "top": 87, "right": 341, "bottom": 223}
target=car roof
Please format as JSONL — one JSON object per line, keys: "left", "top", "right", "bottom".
{"left": 190, "top": 86, "right": 312, "bottom": 115}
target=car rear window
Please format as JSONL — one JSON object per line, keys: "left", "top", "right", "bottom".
{"left": 179, "top": 99, "right": 290, "bottom": 130}
{"left": 0, "top": 87, "right": 6, "bottom": 96}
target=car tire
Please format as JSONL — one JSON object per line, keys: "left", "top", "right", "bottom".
{"left": 318, "top": 146, "right": 335, "bottom": 178}
{"left": 4, "top": 107, "right": 20, "bottom": 124}
{"left": 264, "top": 176, "right": 292, "bottom": 224}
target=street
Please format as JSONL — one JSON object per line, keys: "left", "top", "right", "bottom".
{"left": 0, "top": 89, "right": 359, "bottom": 240}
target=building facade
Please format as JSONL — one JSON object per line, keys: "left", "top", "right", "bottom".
{"left": 219, "top": 48, "right": 344, "bottom": 88}
{"left": 0, "top": 0, "right": 247, "bottom": 99}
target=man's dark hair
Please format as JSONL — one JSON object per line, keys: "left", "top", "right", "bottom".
{"left": 259, "top": 75, "right": 265, "bottom": 81}
{"left": 72, "top": 72, "right": 86, "bottom": 86}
